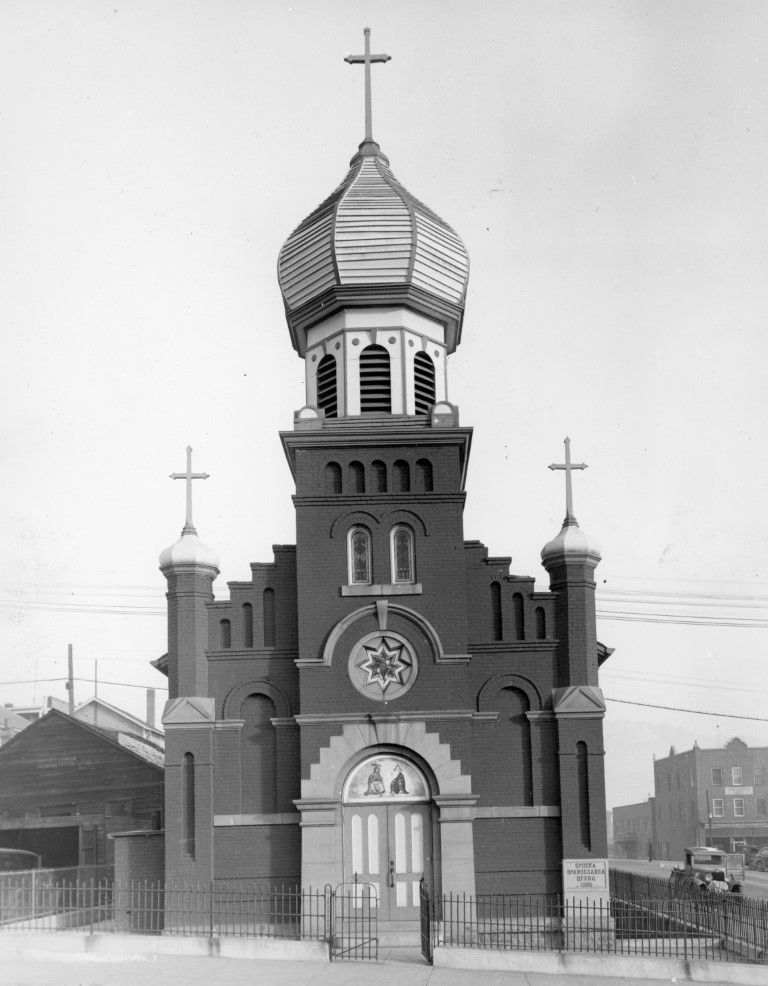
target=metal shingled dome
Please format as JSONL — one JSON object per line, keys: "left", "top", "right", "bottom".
{"left": 277, "top": 145, "right": 470, "bottom": 355}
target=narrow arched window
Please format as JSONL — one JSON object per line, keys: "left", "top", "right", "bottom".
{"left": 242, "top": 603, "right": 254, "bottom": 648}
{"left": 182, "top": 752, "right": 195, "bottom": 859}
{"left": 220, "top": 619, "right": 231, "bottom": 649}
{"left": 391, "top": 526, "right": 415, "bottom": 583}
{"left": 393, "top": 459, "right": 410, "bottom": 493}
{"left": 414, "top": 351, "right": 436, "bottom": 414}
{"left": 317, "top": 354, "right": 338, "bottom": 418}
{"left": 349, "top": 461, "right": 365, "bottom": 493}
{"left": 324, "top": 462, "right": 342, "bottom": 494}
{"left": 263, "top": 588, "right": 275, "bottom": 647}
{"left": 242, "top": 694, "right": 277, "bottom": 813}
{"left": 513, "top": 593, "right": 524, "bottom": 641}
{"left": 416, "top": 458, "right": 433, "bottom": 492}
{"left": 491, "top": 582, "right": 502, "bottom": 641}
{"left": 495, "top": 688, "right": 533, "bottom": 806}
{"left": 577, "top": 741, "right": 592, "bottom": 851}
{"left": 371, "top": 460, "right": 387, "bottom": 493}
{"left": 348, "top": 527, "right": 372, "bottom": 584}
{"left": 360, "top": 344, "right": 391, "bottom": 413}
{"left": 535, "top": 607, "right": 546, "bottom": 641}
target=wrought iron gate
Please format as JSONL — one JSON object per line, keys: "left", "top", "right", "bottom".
{"left": 419, "top": 879, "right": 434, "bottom": 962}
{"left": 329, "top": 877, "right": 378, "bottom": 961}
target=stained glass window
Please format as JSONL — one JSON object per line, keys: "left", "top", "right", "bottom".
{"left": 391, "top": 526, "right": 414, "bottom": 583}
{"left": 349, "top": 528, "right": 371, "bottom": 584}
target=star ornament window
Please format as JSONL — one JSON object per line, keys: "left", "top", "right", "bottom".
{"left": 348, "top": 631, "right": 418, "bottom": 702}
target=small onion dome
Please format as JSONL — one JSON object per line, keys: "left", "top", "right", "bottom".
{"left": 541, "top": 518, "right": 602, "bottom": 569}
{"left": 277, "top": 140, "right": 470, "bottom": 357}
{"left": 159, "top": 528, "right": 220, "bottom": 574}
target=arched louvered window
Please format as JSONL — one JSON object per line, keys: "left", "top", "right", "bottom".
{"left": 371, "top": 460, "right": 387, "bottom": 493}
{"left": 242, "top": 603, "right": 254, "bottom": 648}
{"left": 324, "top": 462, "right": 342, "bottom": 494}
{"left": 391, "top": 525, "right": 415, "bottom": 583}
{"left": 360, "top": 344, "right": 391, "bottom": 413}
{"left": 535, "top": 607, "right": 546, "bottom": 640}
{"left": 513, "top": 593, "right": 524, "bottom": 641}
{"left": 348, "top": 527, "right": 372, "bottom": 585}
{"left": 182, "top": 752, "right": 195, "bottom": 859}
{"left": 263, "top": 588, "right": 275, "bottom": 647}
{"left": 349, "top": 461, "right": 365, "bottom": 493}
{"left": 317, "top": 354, "right": 338, "bottom": 418}
{"left": 393, "top": 459, "right": 410, "bottom": 493}
{"left": 242, "top": 694, "right": 277, "bottom": 813}
{"left": 414, "top": 351, "right": 436, "bottom": 414}
{"left": 220, "top": 619, "right": 232, "bottom": 649}
{"left": 491, "top": 582, "right": 502, "bottom": 641}
{"left": 416, "top": 458, "right": 433, "bottom": 492}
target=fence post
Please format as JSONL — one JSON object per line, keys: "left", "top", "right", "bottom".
{"left": 89, "top": 877, "right": 94, "bottom": 935}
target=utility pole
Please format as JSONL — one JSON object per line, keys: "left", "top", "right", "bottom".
{"left": 66, "top": 644, "right": 74, "bottom": 715}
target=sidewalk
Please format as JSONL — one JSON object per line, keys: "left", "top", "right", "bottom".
{"left": 0, "top": 940, "right": 760, "bottom": 986}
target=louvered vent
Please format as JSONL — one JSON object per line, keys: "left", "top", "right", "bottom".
{"left": 359, "top": 345, "right": 391, "bottom": 413}
{"left": 316, "top": 355, "right": 338, "bottom": 418}
{"left": 414, "top": 352, "right": 436, "bottom": 415}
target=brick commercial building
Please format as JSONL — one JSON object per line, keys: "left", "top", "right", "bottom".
{"left": 612, "top": 799, "right": 655, "bottom": 860}
{"left": 155, "top": 33, "right": 611, "bottom": 934}
{"left": 653, "top": 737, "right": 768, "bottom": 860}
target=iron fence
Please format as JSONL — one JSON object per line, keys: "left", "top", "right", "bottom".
{"left": 420, "top": 886, "right": 768, "bottom": 965}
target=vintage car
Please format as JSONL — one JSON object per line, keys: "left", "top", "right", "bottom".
{"left": 670, "top": 846, "right": 745, "bottom": 893}
{"left": 746, "top": 847, "right": 768, "bottom": 871}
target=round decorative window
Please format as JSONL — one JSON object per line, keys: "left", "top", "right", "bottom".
{"left": 348, "top": 631, "right": 418, "bottom": 702}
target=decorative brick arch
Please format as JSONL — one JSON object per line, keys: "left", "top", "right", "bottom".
{"left": 222, "top": 679, "right": 292, "bottom": 720}
{"left": 380, "top": 508, "right": 429, "bottom": 536}
{"left": 329, "top": 510, "right": 381, "bottom": 539}
{"left": 477, "top": 672, "right": 542, "bottom": 713}
{"left": 301, "top": 719, "right": 471, "bottom": 800}
{"left": 321, "top": 600, "right": 447, "bottom": 667}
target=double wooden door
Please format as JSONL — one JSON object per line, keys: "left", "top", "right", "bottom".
{"left": 343, "top": 803, "right": 431, "bottom": 920}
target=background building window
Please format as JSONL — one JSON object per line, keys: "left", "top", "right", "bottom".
{"left": 391, "top": 526, "right": 414, "bottom": 583}
{"left": 733, "top": 798, "right": 745, "bottom": 817}
{"left": 712, "top": 799, "right": 724, "bottom": 817}
{"left": 754, "top": 766, "right": 765, "bottom": 786}
{"left": 732, "top": 766, "right": 743, "bottom": 786}
{"left": 711, "top": 768, "right": 722, "bottom": 786}
{"left": 756, "top": 798, "right": 767, "bottom": 816}
{"left": 349, "top": 527, "right": 372, "bottom": 584}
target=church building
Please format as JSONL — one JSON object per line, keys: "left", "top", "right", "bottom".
{"left": 157, "top": 31, "right": 610, "bottom": 928}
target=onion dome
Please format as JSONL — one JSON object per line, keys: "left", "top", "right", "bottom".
{"left": 278, "top": 139, "right": 470, "bottom": 356}
{"left": 159, "top": 529, "right": 220, "bottom": 574}
{"left": 541, "top": 517, "right": 602, "bottom": 569}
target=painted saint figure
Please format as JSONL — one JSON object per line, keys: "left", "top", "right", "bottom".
{"left": 364, "top": 762, "right": 386, "bottom": 796}
{"left": 389, "top": 764, "right": 408, "bottom": 795}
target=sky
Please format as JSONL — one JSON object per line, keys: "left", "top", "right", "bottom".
{"left": 1, "top": 0, "right": 767, "bottom": 810}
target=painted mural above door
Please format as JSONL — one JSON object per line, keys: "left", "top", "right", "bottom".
{"left": 347, "top": 631, "right": 418, "bottom": 702}
{"left": 344, "top": 754, "right": 429, "bottom": 804}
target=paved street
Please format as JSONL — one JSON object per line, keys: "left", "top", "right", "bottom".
{"left": 609, "top": 857, "right": 768, "bottom": 902}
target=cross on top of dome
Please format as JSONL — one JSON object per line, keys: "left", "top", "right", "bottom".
{"left": 345, "top": 28, "right": 391, "bottom": 157}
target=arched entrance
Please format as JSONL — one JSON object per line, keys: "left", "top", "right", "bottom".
{"left": 342, "top": 753, "right": 432, "bottom": 922}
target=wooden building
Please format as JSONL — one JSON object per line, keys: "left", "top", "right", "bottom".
{"left": 0, "top": 710, "right": 163, "bottom": 868}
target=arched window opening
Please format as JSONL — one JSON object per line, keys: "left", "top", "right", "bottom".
{"left": 495, "top": 688, "right": 533, "bottom": 806}
{"left": 391, "top": 526, "right": 415, "bottom": 583}
{"left": 348, "top": 527, "right": 372, "bottom": 585}
{"left": 513, "top": 593, "right": 524, "bottom": 641}
{"left": 371, "top": 460, "right": 387, "bottom": 493}
{"left": 182, "top": 752, "right": 195, "bottom": 859}
{"left": 415, "top": 458, "right": 433, "bottom": 492}
{"left": 535, "top": 607, "right": 546, "bottom": 640}
{"left": 393, "top": 459, "right": 410, "bottom": 493}
{"left": 349, "top": 461, "right": 365, "bottom": 493}
{"left": 491, "top": 582, "right": 502, "bottom": 641}
{"left": 360, "top": 345, "right": 391, "bottom": 413}
{"left": 242, "top": 694, "right": 277, "bottom": 813}
{"left": 577, "top": 741, "right": 592, "bottom": 851}
{"left": 242, "top": 603, "right": 254, "bottom": 649}
{"left": 220, "top": 619, "right": 231, "bottom": 650}
{"left": 316, "top": 354, "right": 338, "bottom": 418}
{"left": 263, "top": 588, "right": 275, "bottom": 647}
{"left": 414, "top": 351, "right": 436, "bottom": 414}
{"left": 324, "top": 462, "right": 342, "bottom": 494}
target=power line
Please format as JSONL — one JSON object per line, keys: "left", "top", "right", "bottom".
{"left": 0, "top": 677, "right": 167, "bottom": 691}
{"left": 606, "top": 697, "right": 768, "bottom": 722}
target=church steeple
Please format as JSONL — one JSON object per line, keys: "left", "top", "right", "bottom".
{"left": 277, "top": 29, "right": 469, "bottom": 421}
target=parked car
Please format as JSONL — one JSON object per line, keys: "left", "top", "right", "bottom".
{"left": 746, "top": 847, "right": 768, "bottom": 871}
{"left": 670, "top": 846, "right": 744, "bottom": 893}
